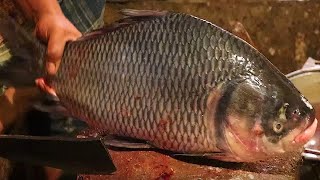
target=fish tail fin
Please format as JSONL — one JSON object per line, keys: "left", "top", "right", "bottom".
{"left": 0, "top": 16, "right": 45, "bottom": 87}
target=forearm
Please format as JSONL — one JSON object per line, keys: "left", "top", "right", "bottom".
{"left": 14, "top": 0, "right": 63, "bottom": 22}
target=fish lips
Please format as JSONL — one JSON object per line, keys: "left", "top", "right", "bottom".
{"left": 294, "top": 117, "right": 318, "bottom": 145}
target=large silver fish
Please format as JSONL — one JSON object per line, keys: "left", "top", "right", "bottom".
{"left": 0, "top": 9, "right": 317, "bottom": 163}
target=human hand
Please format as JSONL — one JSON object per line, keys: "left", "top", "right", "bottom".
{"left": 35, "top": 13, "right": 81, "bottom": 75}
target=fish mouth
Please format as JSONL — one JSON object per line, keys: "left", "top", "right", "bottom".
{"left": 294, "top": 118, "right": 318, "bottom": 145}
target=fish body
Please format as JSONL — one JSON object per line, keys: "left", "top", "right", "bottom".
{"left": 0, "top": 10, "right": 317, "bottom": 162}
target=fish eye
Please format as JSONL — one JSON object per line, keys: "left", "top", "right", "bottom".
{"left": 273, "top": 121, "right": 283, "bottom": 133}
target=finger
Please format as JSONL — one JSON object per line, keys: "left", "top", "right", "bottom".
{"left": 46, "top": 32, "right": 67, "bottom": 75}
{"left": 46, "top": 29, "right": 82, "bottom": 75}
{"left": 35, "top": 78, "right": 57, "bottom": 96}
{"left": 34, "top": 24, "right": 48, "bottom": 44}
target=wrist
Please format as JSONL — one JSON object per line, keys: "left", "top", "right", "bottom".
{"left": 33, "top": 5, "right": 64, "bottom": 23}
{"left": 15, "top": 0, "right": 64, "bottom": 23}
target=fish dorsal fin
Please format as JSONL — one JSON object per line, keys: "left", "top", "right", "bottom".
{"left": 120, "top": 9, "right": 168, "bottom": 18}
{"left": 76, "top": 9, "right": 169, "bottom": 42}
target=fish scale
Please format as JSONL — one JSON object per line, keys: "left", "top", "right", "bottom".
{"left": 52, "top": 13, "right": 252, "bottom": 153}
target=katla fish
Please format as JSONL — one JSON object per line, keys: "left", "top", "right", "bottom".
{"left": 0, "top": 9, "right": 317, "bottom": 162}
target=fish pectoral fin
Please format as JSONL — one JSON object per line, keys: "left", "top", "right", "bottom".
{"left": 32, "top": 102, "right": 68, "bottom": 115}
{"left": 101, "top": 135, "right": 153, "bottom": 149}
{"left": 32, "top": 93, "right": 70, "bottom": 117}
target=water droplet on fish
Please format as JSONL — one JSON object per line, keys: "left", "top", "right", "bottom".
{"left": 268, "top": 47, "right": 276, "bottom": 56}
{"left": 248, "top": 174, "right": 254, "bottom": 179}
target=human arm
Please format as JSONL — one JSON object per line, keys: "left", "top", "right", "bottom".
{"left": 15, "top": 0, "right": 82, "bottom": 75}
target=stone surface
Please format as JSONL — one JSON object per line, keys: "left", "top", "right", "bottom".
{"left": 79, "top": 150, "right": 299, "bottom": 180}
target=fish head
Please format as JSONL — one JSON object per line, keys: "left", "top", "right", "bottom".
{"left": 260, "top": 89, "right": 316, "bottom": 152}
{"left": 258, "top": 75, "right": 317, "bottom": 157}
{"left": 219, "top": 74, "right": 317, "bottom": 162}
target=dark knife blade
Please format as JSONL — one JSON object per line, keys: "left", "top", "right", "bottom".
{"left": 0, "top": 135, "right": 116, "bottom": 174}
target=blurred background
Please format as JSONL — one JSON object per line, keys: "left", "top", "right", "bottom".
{"left": 105, "top": 0, "right": 320, "bottom": 75}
